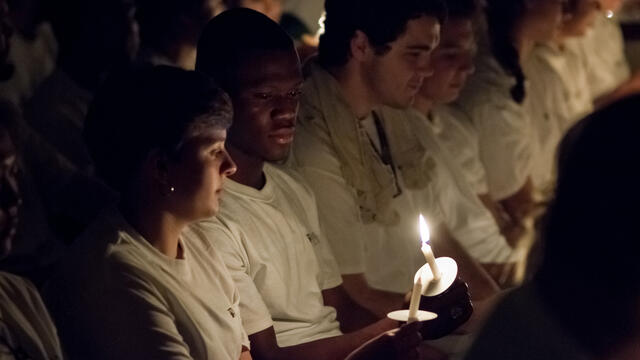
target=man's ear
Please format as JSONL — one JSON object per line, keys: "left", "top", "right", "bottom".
{"left": 350, "top": 30, "right": 374, "bottom": 62}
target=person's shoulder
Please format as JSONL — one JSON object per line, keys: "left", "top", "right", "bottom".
{"left": 266, "top": 164, "right": 317, "bottom": 203}
{"left": 0, "top": 272, "right": 39, "bottom": 301}
{"left": 192, "top": 212, "right": 245, "bottom": 254}
{"left": 69, "top": 211, "right": 152, "bottom": 280}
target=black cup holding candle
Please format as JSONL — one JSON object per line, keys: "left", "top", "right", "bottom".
{"left": 418, "top": 277, "right": 473, "bottom": 339}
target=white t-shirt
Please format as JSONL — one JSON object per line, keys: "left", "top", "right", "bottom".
{"left": 455, "top": 51, "right": 534, "bottom": 201}
{"left": 194, "top": 164, "right": 343, "bottom": 347}
{"left": 0, "top": 272, "right": 63, "bottom": 360}
{"left": 45, "top": 209, "right": 248, "bottom": 360}
{"left": 579, "top": 14, "right": 630, "bottom": 99}
{"left": 429, "top": 105, "right": 488, "bottom": 195}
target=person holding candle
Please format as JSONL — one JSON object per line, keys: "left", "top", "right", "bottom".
{"left": 378, "top": 0, "right": 523, "bottom": 287}
{"left": 194, "top": 9, "right": 436, "bottom": 360}
{"left": 291, "top": 0, "right": 501, "bottom": 323}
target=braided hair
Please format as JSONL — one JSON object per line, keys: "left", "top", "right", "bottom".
{"left": 485, "top": 0, "right": 527, "bottom": 103}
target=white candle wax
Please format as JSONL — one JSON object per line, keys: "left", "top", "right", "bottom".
{"left": 421, "top": 243, "right": 441, "bottom": 281}
{"left": 419, "top": 214, "right": 441, "bottom": 281}
{"left": 407, "top": 277, "right": 423, "bottom": 323}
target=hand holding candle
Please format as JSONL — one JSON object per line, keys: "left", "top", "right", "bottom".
{"left": 419, "top": 214, "right": 441, "bottom": 281}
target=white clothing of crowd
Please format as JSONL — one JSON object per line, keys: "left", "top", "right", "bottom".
{"left": 0, "top": 4, "right": 635, "bottom": 360}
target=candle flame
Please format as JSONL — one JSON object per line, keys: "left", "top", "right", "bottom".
{"left": 419, "top": 214, "right": 430, "bottom": 245}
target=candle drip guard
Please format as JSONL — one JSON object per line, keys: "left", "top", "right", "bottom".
{"left": 387, "top": 257, "right": 474, "bottom": 340}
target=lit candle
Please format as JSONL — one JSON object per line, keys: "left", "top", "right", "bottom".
{"left": 419, "top": 214, "right": 441, "bottom": 281}
{"left": 407, "top": 276, "right": 423, "bottom": 323}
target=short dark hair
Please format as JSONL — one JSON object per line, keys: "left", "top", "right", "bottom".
{"left": 442, "top": 0, "right": 478, "bottom": 20}
{"left": 318, "top": 0, "right": 447, "bottom": 68}
{"left": 84, "top": 66, "right": 232, "bottom": 194}
{"left": 196, "top": 8, "right": 295, "bottom": 95}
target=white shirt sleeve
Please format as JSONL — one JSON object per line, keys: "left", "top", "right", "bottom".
{"left": 456, "top": 55, "right": 534, "bottom": 201}
{"left": 293, "top": 124, "right": 369, "bottom": 275}
{"left": 196, "top": 219, "right": 275, "bottom": 337}
{"left": 472, "top": 98, "right": 533, "bottom": 201}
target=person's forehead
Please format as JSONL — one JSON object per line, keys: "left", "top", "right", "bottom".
{"left": 237, "top": 50, "right": 302, "bottom": 87}
{"left": 188, "top": 127, "right": 227, "bottom": 147}
{"left": 394, "top": 15, "right": 441, "bottom": 49}
{"left": 438, "top": 19, "right": 474, "bottom": 47}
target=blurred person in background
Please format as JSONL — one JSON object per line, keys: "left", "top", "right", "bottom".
{"left": 0, "top": 0, "right": 57, "bottom": 107}
{"left": 135, "top": 0, "right": 219, "bottom": 69}
{"left": 455, "top": 0, "right": 565, "bottom": 235}
{"left": 465, "top": 94, "right": 640, "bottom": 360}
{"left": 0, "top": 3, "right": 63, "bottom": 355}
{"left": 25, "top": 0, "right": 138, "bottom": 172}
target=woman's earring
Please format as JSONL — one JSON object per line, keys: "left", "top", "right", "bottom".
{"left": 170, "top": 186, "right": 175, "bottom": 193}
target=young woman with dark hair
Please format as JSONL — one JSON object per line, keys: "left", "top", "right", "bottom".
{"left": 455, "top": 0, "right": 565, "bottom": 241}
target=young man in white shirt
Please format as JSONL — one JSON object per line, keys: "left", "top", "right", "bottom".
{"left": 291, "top": 0, "right": 500, "bottom": 318}
{"left": 407, "top": 0, "right": 521, "bottom": 285}
{"left": 195, "top": 8, "right": 432, "bottom": 360}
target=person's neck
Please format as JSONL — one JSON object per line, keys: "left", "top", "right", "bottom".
{"left": 227, "top": 144, "right": 266, "bottom": 190}
{"left": 413, "top": 95, "right": 435, "bottom": 117}
{"left": 512, "top": 24, "right": 534, "bottom": 62}
{"left": 119, "top": 195, "right": 185, "bottom": 259}
{"left": 326, "top": 64, "right": 374, "bottom": 119}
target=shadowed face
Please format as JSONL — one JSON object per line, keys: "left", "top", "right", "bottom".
{"left": 165, "top": 128, "right": 236, "bottom": 220}
{"left": 522, "top": 0, "right": 566, "bottom": 43}
{"left": 364, "top": 15, "right": 441, "bottom": 108}
{"left": 418, "top": 18, "right": 476, "bottom": 104}
{"left": 228, "top": 48, "right": 303, "bottom": 162}
{"left": 561, "top": 0, "right": 601, "bottom": 37}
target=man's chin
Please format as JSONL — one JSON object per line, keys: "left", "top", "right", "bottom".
{"left": 385, "top": 95, "right": 415, "bottom": 110}
{"left": 264, "top": 147, "right": 292, "bottom": 163}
